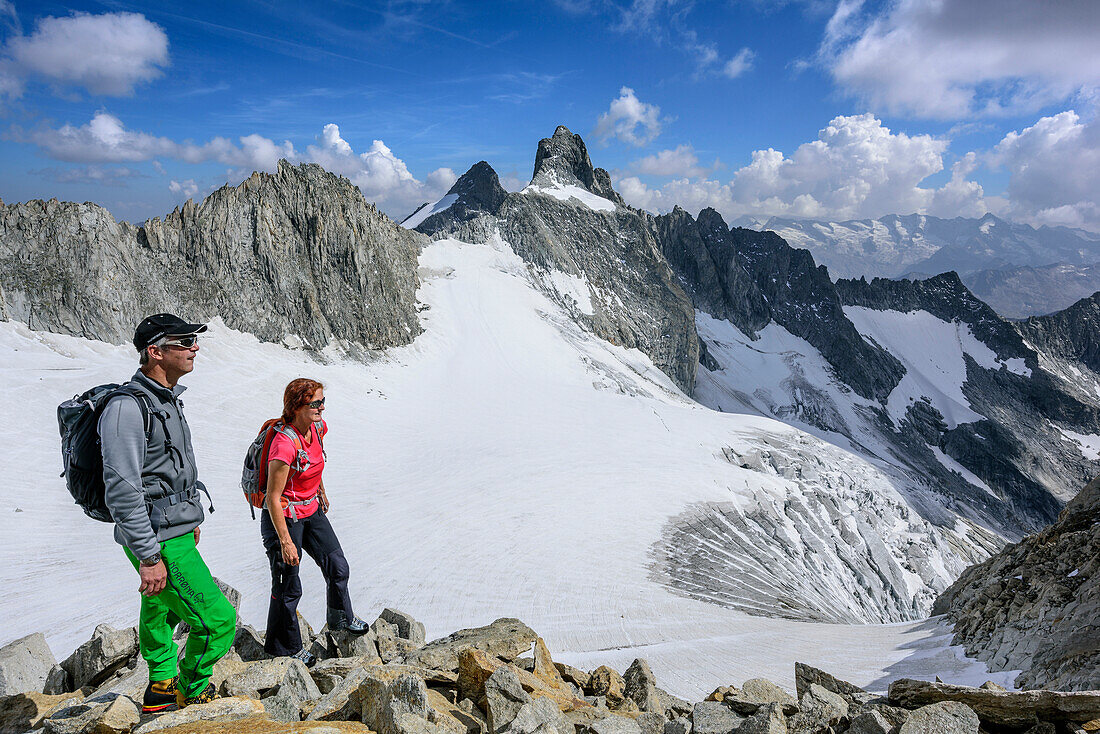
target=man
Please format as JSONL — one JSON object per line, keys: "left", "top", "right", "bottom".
{"left": 98, "top": 313, "right": 235, "bottom": 711}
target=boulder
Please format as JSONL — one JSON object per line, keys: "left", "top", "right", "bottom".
{"left": 555, "top": 662, "right": 590, "bottom": 690}
{"left": 847, "top": 710, "right": 891, "bottom": 734}
{"left": 222, "top": 657, "right": 292, "bottom": 698}
{"left": 42, "top": 693, "right": 139, "bottom": 734}
{"left": 692, "top": 701, "right": 745, "bottom": 734}
{"left": 379, "top": 635, "right": 424, "bottom": 664}
{"left": 265, "top": 658, "right": 322, "bottom": 722}
{"left": 406, "top": 619, "right": 537, "bottom": 672}
{"left": 375, "top": 618, "right": 401, "bottom": 639}
{"left": 131, "top": 696, "right": 266, "bottom": 732}
{"left": 486, "top": 667, "right": 532, "bottom": 733}
{"left": 532, "top": 639, "right": 568, "bottom": 692}
{"left": 0, "top": 632, "right": 57, "bottom": 696}
{"left": 793, "top": 664, "right": 870, "bottom": 705}
{"left": 0, "top": 691, "right": 83, "bottom": 733}
{"left": 589, "top": 667, "right": 626, "bottom": 707}
{"left": 576, "top": 714, "right": 644, "bottom": 734}
{"left": 734, "top": 680, "right": 798, "bottom": 716}
{"left": 60, "top": 625, "right": 139, "bottom": 691}
{"left": 788, "top": 684, "right": 849, "bottom": 734}
{"left": 382, "top": 609, "right": 428, "bottom": 646}
{"left": 358, "top": 667, "right": 462, "bottom": 734}
{"left": 888, "top": 679, "right": 1100, "bottom": 728}
{"left": 233, "top": 625, "right": 269, "bottom": 662}
{"left": 898, "top": 702, "right": 979, "bottom": 734}
{"left": 329, "top": 628, "right": 384, "bottom": 662}
{"left": 637, "top": 712, "right": 666, "bottom": 734}
{"left": 664, "top": 716, "right": 692, "bottom": 734}
{"left": 308, "top": 666, "right": 372, "bottom": 721}
{"left": 505, "top": 696, "right": 574, "bottom": 734}
{"left": 738, "top": 703, "right": 787, "bottom": 734}
{"left": 624, "top": 660, "right": 663, "bottom": 714}
{"left": 457, "top": 648, "right": 588, "bottom": 712}
{"left": 311, "top": 656, "right": 376, "bottom": 694}
{"left": 87, "top": 657, "right": 149, "bottom": 701}
{"left": 44, "top": 664, "right": 71, "bottom": 694}
{"left": 429, "top": 687, "right": 488, "bottom": 734}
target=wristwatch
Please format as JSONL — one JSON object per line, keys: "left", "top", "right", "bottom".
{"left": 139, "top": 552, "right": 162, "bottom": 567}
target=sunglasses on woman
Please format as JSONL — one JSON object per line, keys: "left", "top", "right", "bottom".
{"left": 306, "top": 398, "right": 326, "bottom": 409}
{"left": 158, "top": 335, "right": 199, "bottom": 349}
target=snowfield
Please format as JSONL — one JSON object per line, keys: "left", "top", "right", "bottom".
{"left": 0, "top": 237, "right": 1012, "bottom": 698}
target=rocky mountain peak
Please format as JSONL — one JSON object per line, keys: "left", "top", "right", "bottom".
{"left": 531, "top": 125, "right": 624, "bottom": 206}
{"left": 448, "top": 160, "right": 507, "bottom": 211}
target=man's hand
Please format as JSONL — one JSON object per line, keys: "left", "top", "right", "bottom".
{"left": 194, "top": 527, "right": 200, "bottom": 545}
{"left": 139, "top": 560, "right": 167, "bottom": 597}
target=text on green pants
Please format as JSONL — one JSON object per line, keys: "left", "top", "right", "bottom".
{"left": 124, "top": 532, "right": 236, "bottom": 698}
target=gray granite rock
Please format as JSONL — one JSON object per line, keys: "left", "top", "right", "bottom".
{"left": 265, "top": 658, "right": 321, "bottom": 722}
{"left": 42, "top": 693, "right": 139, "bottom": 734}
{"left": 404, "top": 618, "right": 537, "bottom": 672}
{"left": 485, "top": 667, "right": 531, "bottom": 734}
{"left": 692, "top": 701, "right": 746, "bottom": 734}
{"left": 222, "top": 657, "right": 292, "bottom": 698}
{"left": 888, "top": 678, "right": 1100, "bottom": 728}
{"left": 0, "top": 160, "right": 425, "bottom": 353}
{"left": 132, "top": 695, "right": 265, "bottom": 732}
{"left": 308, "top": 665, "right": 371, "bottom": 721}
{"left": 0, "top": 632, "right": 56, "bottom": 696}
{"left": 505, "top": 696, "right": 573, "bottom": 734}
{"left": 738, "top": 703, "right": 787, "bottom": 734}
{"left": 898, "top": 702, "right": 979, "bottom": 734}
{"left": 382, "top": 609, "right": 428, "bottom": 646}
{"left": 60, "top": 625, "right": 138, "bottom": 691}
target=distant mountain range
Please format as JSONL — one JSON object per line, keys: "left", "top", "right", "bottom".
{"left": 730, "top": 213, "right": 1100, "bottom": 317}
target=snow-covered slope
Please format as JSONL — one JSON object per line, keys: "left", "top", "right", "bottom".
{"left": 0, "top": 236, "right": 1008, "bottom": 698}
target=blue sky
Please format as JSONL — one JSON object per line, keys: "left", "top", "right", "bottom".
{"left": 0, "top": 0, "right": 1098, "bottom": 230}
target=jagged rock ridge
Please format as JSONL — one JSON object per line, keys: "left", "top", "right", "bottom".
{"left": 0, "top": 161, "right": 425, "bottom": 351}
{"left": 933, "top": 474, "right": 1099, "bottom": 691}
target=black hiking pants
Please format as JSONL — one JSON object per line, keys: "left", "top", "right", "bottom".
{"left": 260, "top": 508, "right": 355, "bottom": 656}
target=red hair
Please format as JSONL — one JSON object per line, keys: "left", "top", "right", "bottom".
{"left": 282, "top": 378, "right": 324, "bottom": 424}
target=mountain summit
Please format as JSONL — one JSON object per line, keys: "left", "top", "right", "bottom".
{"left": 530, "top": 125, "right": 624, "bottom": 206}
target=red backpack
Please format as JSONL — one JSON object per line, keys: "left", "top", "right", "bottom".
{"left": 240, "top": 419, "right": 325, "bottom": 519}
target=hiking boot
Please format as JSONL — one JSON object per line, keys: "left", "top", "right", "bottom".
{"left": 291, "top": 647, "right": 317, "bottom": 666}
{"left": 176, "top": 682, "right": 218, "bottom": 708}
{"left": 142, "top": 676, "right": 179, "bottom": 714}
{"left": 328, "top": 609, "right": 369, "bottom": 634}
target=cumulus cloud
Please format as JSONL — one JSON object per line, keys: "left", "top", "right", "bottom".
{"left": 617, "top": 113, "right": 991, "bottom": 223}
{"left": 4, "top": 11, "right": 168, "bottom": 97}
{"left": 593, "top": 87, "right": 662, "bottom": 147}
{"left": 823, "top": 0, "right": 1100, "bottom": 118}
{"left": 722, "top": 48, "right": 755, "bottom": 79}
{"left": 168, "top": 179, "right": 198, "bottom": 198}
{"left": 632, "top": 145, "right": 708, "bottom": 177}
{"left": 304, "top": 123, "right": 457, "bottom": 217}
{"left": 22, "top": 111, "right": 295, "bottom": 170}
{"left": 991, "top": 111, "right": 1100, "bottom": 230}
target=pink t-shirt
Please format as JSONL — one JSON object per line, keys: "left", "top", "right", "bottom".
{"left": 267, "top": 421, "right": 325, "bottom": 518}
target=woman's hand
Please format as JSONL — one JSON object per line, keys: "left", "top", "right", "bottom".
{"left": 280, "top": 537, "right": 300, "bottom": 566}
{"left": 319, "top": 489, "right": 330, "bottom": 514}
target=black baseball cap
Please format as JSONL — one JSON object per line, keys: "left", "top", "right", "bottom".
{"left": 133, "top": 313, "right": 208, "bottom": 351}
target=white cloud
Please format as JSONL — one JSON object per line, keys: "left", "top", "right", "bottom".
{"left": 617, "top": 113, "right": 991, "bottom": 223}
{"left": 632, "top": 144, "right": 707, "bottom": 177}
{"left": 23, "top": 111, "right": 295, "bottom": 171}
{"left": 824, "top": 0, "right": 1100, "bottom": 119}
{"left": 593, "top": 87, "right": 662, "bottom": 147}
{"left": 5, "top": 11, "right": 168, "bottom": 96}
{"left": 722, "top": 48, "right": 755, "bottom": 79}
{"left": 991, "top": 111, "right": 1100, "bottom": 230}
{"left": 304, "top": 123, "right": 457, "bottom": 217}
{"left": 0, "top": 1, "right": 19, "bottom": 34}
{"left": 168, "top": 179, "right": 198, "bottom": 198}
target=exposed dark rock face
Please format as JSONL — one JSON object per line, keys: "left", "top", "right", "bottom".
{"left": 531, "top": 126, "right": 624, "bottom": 207}
{"left": 933, "top": 475, "right": 1100, "bottom": 691}
{"left": 1018, "top": 292, "right": 1100, "bottom": 374}
{"left": 415, "top": 127, "right": 697, "bottom": 394}
{"left": 0, "top": 161, "right": 425, "bottom": 351}
{"left": 408, "top": 161, "right": 508, "bottom": 233}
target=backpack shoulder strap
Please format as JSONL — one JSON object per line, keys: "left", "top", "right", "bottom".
{"left": 105, "top": 387, "right": 154, "bottom": 443}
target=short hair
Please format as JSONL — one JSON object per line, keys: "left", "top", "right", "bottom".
{"left": 138, "top": 345, "right": 151, "bottom": 366}
{"left": 282, "top": 378, "right": 324, "bottom": 424}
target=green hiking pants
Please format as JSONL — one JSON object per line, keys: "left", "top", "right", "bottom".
{"left": 124, "top": 532, "right": 236, "bottom": 698}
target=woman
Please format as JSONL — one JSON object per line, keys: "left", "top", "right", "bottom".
{"left": 262, "top": 378, "right": 368, "bottom": 663}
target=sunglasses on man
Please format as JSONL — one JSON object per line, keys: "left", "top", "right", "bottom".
{"left": 157, "top": 335, "right": 200, "bottom": 349}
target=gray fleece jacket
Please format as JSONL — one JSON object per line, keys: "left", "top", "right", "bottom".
{"left": 97, "top": 371, "right": 206, "bottom": 560}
